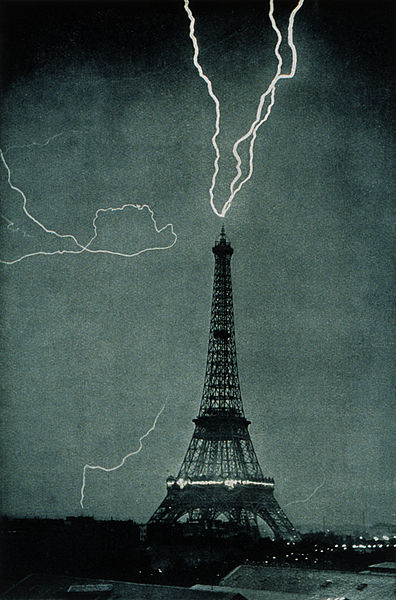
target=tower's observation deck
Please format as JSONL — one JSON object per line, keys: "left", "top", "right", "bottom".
{"left": 149, "top": 228, "right": 299, "bottom": 540}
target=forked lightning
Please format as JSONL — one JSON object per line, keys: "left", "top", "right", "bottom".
{"left": 80, "top": 405, "right": 166, "bottom": 509}
{"left": 0, "top": 143, "right": 177, "bottom": 265}
{"left": 184, "top": 0, "right": 305, "bottom": 217}
{"left": 285, "top": 477, "right": 326, "bottom": 507}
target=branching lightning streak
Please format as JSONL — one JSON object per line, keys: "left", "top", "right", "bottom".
{"left": 0, "top": 213, "right": 32, "bottom": 237}
{"left": 184, "top": 0, "right": 221, "bottom": 217}
{"left": 226, "top": 0, "right": 305, "bottom": 214}
{"left": 285, "top": 476, "right": 326, "bottom": 507}
{"left": 184, "top": 0, "right": 305, "bottom": 217}
{"left": 80, "top": 404, "right": 166, "bottom": 509}
{"left": 0, "top": 144, "right": 177, "bottom": 265}
{"left": 3, "top": 130, "right": 83, "bottom": 156}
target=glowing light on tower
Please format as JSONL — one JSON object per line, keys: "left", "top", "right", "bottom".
{"left": 184, "top": 0, "right": 305, "bottom": 217}
{"left": 80, "top": 404, "right": 166, "bottom": 509}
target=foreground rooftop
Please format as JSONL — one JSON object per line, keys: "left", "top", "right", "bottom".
{"left": 219, "top": 563, "right": 396, "bottom": 600}
{"left": 2, "top": 574, "right": 247, "bottom": 600}
{"left": 3, "top": 563, "right": 395, "bottom": 600}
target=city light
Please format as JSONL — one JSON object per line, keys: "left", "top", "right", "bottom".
{"left": 167, "top": 478, "right": 275, "bottom": 489}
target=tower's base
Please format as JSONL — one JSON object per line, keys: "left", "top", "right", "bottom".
{"left": 148, "top": 483, "right": 300, "bottom": 541}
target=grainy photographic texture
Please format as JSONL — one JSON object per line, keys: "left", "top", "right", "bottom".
{"left": 0, "top": 0, "right": 394, "bottom": 537}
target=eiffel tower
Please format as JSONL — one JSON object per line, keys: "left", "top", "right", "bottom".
{"left": 149, "top": 227, "right": 300, "bottom": 540}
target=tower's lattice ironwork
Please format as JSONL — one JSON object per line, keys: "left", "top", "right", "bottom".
{"left": 149, "top": 228, "right": 300, "bottom": 540}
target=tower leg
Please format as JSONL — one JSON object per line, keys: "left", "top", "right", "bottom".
{"left": 256, "top": 496, "right": 300, "bottom": 541}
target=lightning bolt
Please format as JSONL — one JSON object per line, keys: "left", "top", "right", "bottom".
{"left": 285, "top": 476, "right": 326, "bottom": 507}
{"left": 183, "top": 0, "right": 221, "bottom": 219}
{"left": 0, "top": 213, "right": 32, "bottom": 237}
{"left": 184, "top": 0, "right": 305, "bottom": 217}
{"left": 226, "top": 0, "right": 305, "bottom": 214}
{"left": 2, "top": 130, "right": 83, "bottom": 156}
{"left": 0, "top": 140, "right": 177, "bottom": 265}
{"left": 80, "top": 404, "right": 166, "bottom": 509}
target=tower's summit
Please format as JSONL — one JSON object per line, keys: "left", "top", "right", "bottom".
{"left": 149, "top": 231, "right": 299, "bottom": 540}
{"left": 213, "top": 224, "right": 233, "bottom": 255}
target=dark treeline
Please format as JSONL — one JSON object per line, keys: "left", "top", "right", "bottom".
{"left": 1, "top": 517, "right": 394, "bottom": 593}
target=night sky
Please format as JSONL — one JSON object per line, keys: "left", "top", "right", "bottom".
{"left": 0, "top": 0, "right": 394, "bottom": 531}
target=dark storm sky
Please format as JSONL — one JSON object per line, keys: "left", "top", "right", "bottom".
{"left": 0, "top": 0, "right": 394, "bottom": 529}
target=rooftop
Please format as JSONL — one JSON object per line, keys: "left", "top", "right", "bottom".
{"left": 193, "top": 585, "right": 306, "bottom": 599}
{"left": 220, "top": 564, "right": 396, "bottom": 600}
{"left": 2, "top": 574, "right": 247, "bottom": 600}
{"left": 367, "top": 561, "right": 396, "bottom": 573}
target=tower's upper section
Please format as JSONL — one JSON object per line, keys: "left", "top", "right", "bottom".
{"left": 212, "top": 224, "right": 233, "bottom": 257}
{"left": 199, "top": 227, "right": 244, "bottom": 417}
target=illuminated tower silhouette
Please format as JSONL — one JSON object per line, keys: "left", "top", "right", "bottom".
{"left": 149, "top": 227, "right": 299, "bottom": 540}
